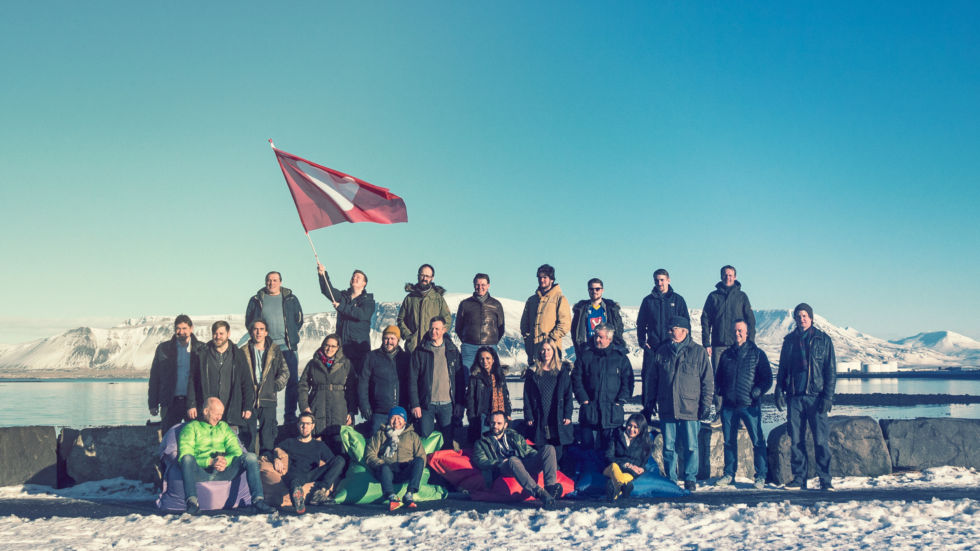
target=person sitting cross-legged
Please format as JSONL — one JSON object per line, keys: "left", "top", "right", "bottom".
{"left": 177, "top": 396, "right": 275, "bottom": 514}
{"left": 272, "top": 411, "right": 346, "bottom": 514}
{"left": 364, "top": 406, "right": 427, "bottom": 511}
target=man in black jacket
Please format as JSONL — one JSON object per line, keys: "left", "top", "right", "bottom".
{"left": 454, "top": 273, "right": 505, "bottom": 384}
{"left": 317, "top": 261, "right": 375, "bottom": 375}
{"left": 148, "top": 314, "right": 201, "bottom": 433}
{"left": 714, "top": 319, "right": 772, "bottom": 489}
{"left": 186, "top": 321, "right": 255, "bottom": 433}
{"left": 637, "top": 268, "right": 689, "bottom": 363}
{"left": 570, "top": 278, "right": 626, "bottom": 358}
{"left": 775, "top": 303, "right": 837, "bottom": 491}
{"left": 409, "top": 316, "right": 464, "bottom": 445}
{"left": 701, "top": 265, "right": 756, "bottom": 379}
{"left": 240, "top": 319, "right": 289, "bottom": 457}
{"left": 572, "top": 323, "right": 634, "bottom": 451}
{"left": 360, "top": 325, "right": 411, "bottom": 436}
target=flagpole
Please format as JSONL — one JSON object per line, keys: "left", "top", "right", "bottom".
{"left": 306, "top": 232, "right": 338, "bottom": 303}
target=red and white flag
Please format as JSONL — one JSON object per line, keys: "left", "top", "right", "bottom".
{"left": 271, "top": 141, "right": 408, "bottom": 231}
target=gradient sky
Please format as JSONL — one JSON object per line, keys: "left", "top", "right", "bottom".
{"left": 1, "top": 2, "right": 978, "bottom": 344}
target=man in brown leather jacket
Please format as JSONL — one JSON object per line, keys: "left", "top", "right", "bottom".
{"left": 454, "top": 272, "right": 505, "bottom": 385}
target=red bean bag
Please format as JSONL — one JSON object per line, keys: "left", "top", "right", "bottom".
{"left": 428, "top": 448, "right": 574, "bottom": 502}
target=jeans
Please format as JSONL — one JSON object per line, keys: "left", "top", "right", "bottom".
{"left": 499, "top": 444, "right": 558, "bottom": 494}
{"left": 179, "top": 452, "right": 264, "bottom": 502}
{"left": 579, "top": 426, "right": 615, "bottom": 452}
{"left": 661, "top": 419, "right": 700, "bottom": 483}
{"left": 160, "top": 396, "right": 188, "bottom": 434}
{"left": 282, "top": 455, "right": 346, "bottom": 493}
{"left": 787, "top": 395, "right": 831, "bottom": 483}
{"left": 419, "top": 402, "right": 454, "bottom": 442}
{"left": 720, "top": 404, "right": 767, "bottom": 480}
{"left": 282, "top": 349, "right": 299, "bottom": 422}
{"left": 240, "top": 406, "right": 278, "bottom": 457}
{"left": 376, "top": 457, "right": 425, "bottom": 497}
{"left": 467, "top": 413, "right": 489, "bottom": 445}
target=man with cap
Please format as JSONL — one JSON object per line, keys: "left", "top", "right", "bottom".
{"left": 642, "top": 316, "right": 714, "bottom": 490}
{"left": 775, "top": 303, "right": 837, "bottom": 491}
{"left": 364, "top": 406, "right": 427, "bottom": 511}
{"left": 359, "top": 325, "right": 412, "bottom": 436}
{"left": 520, "top": 263, "right": 572, "bottom": 364}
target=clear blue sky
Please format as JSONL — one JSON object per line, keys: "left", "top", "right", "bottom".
{"left": 1, "top": 1, "right": 978, "bottom": 344}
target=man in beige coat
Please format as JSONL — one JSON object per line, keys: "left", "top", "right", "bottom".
{"left": 520, "top": 264, "right": 572, "bottom": 364}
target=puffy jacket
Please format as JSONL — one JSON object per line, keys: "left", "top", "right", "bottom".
{"left": 148, "top": 334, "right": 202, "bottom": 410}
{"left": 298, "top": 350, "right": 356, "bottom": 433}
{"left": 716, "top": 340, "right": 772, "bottom": 408}
{"left": 241, "top": 338, "right": 289, "bottom": 408}
{"left": 520, "top": 284, "right": 572, "bottom": 358}
{"left": 186, "top": 342, "right": 255, "bottom": 427}
{"left": 642, "top": 335, "right": 714, "bottom": 421}
{"left": 466, "top": 366, "right": 512, "bottom": 420}
{"left": 636, "top": 287, "right": 689, "bottom": 350}
{"left": 364, "top": 424, "right": 426, "bottom": 468}
{"left": 318, "top": 269, "right": 375, "bottom": 354}
{"left": 397, "top": 283, "right": 451, "bottom": 353}
{"left": 472, "top": 428, "right": 537, "bottom": 471}
{"left": 572, "top": 344, "right": 634, "bottom": 429}
{"left": 455, "top": 294, "right": 506, "bottom": 346}
{"left": 570, "top": 298, "right": 626, "bottom": 352}
{"left": 409, "top": 336, "right": 464, "bottom": 409}
{"left": 358, "top": 346, "right": 411, "bottom": 419}
{"left": 522, "top": 362, "right": 575, "bottom": 445}
{"left": 700, "top": 281, "right": 755, "bottom": 348}
{"left": 776, "top": 326, "right": 837, "bottom": 399}
{"left": 178, "top": 419, "right": 242, "bottom": 469}
{"left": 605, "top": 425, "right": 651, "bottom": 468}
{"left": 246, "top": 287, "right": 304, "bottom": 349}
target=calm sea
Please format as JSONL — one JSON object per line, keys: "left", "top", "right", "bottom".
{"left": 1, "top": 378, "right": 979, "bottom": 429}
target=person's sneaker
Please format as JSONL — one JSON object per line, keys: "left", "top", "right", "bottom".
{"left": 252, "top": 498, "right": 276, "bottom": 514}
{"left": 817, "top": 479, "right": 835, "bottom": 491}
{"left": 536, "top": 487, "right": 558, "bottom": 509}
{"left": 684, "top": 480, "right": 697, "bottom": 491}
{"left": 307, "top": 487, "right": 332, "bottom": 506}
{"left": 715, "top": 475, "right": 733, "bottom": 487}
{"left": 621, "top": 482, "right": 634, "bottom": 498}
{"left": 754, "top": 478, "right": 766, "bottom": 490}
{"left": 387, "top": 494, "right": 403, "bottom": 511}
{"left": 185, "top": 497, "right": 200, "bottom": 515}
{"left": 605, "top": 479, "right": 620, "bottom": 501}
{"left": 404, "top": 492, "right": 418, "bottom": 508}
{"left": 784, "top": 478, "right": 807, "bottom": 490}
{"left": 545, "top": 483, "right": 564, "bottom": 500}
{"left": 292, "top": 489, "right": 306, "bottom": 514}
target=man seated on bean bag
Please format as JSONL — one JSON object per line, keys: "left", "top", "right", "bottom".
{"left": 271, "top": 411, "right": 346, "bottom": 514}
{"left": 364, "top": 406, "right": 426, "bottom": 511}
{"left": 473, "top": 411, "right": 561, "bottom": 509}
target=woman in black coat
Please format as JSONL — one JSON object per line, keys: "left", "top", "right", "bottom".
{"left": 603, "top": 413, "right": 653, "bottom": 500}
{"left": 465, "top": 346, "right": 511, "bottom": 444}
{"left": 523, "top": 340, "right": 574, "bottom": 459}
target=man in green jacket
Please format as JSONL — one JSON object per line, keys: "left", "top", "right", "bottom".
{"left": 473, "top": 412, "right": 561, "bottom": 508}
{"left": 397, "top": 263, "right": 451, "bottom": 353}
{"left": 178, "top": 397, "right": 275, "bottom": 514}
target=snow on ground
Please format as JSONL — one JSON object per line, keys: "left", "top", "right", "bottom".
{"left": 1, "top": 468, "right": 979, "bottom": 550}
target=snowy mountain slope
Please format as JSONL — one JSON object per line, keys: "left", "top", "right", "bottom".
{"left": 0, "top": 295, "right": 976, "bottom": 374}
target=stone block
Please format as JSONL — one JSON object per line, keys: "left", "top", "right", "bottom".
{"left": 0, "top": 426, "right": 57, "bottom": 487}
{"left": 61, "top": 425, "right": 162, "bottom": 485}
{"left": 767, "top": 415, "right": 892, "bottom": 484}
{"left": 880, "top": 418, "right": 980, "bottom": 470}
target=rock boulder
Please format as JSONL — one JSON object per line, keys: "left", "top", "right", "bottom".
{"left": 880, "top": 418, "right": 980, "bottom": 470}
{"left": 0, "top": 426, "right": 57, "bottom": 487}
{"left": 61, "top": 425, "right": 161, "bottom": 485}
{"left": 767, "top": 415, "right": 892, "bottom": 484}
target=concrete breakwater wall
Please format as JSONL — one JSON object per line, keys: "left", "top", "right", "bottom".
{"left": 1, "top": 417, "right": 978, "bottom": 488}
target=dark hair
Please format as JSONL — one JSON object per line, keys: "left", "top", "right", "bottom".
{"left": 211, "top": 320, "right": 230, "bottom": 333}
{"left": 733, "top": 319, "right": 748, "bottom": 327}
{"left": 248, "top": 319, "right": 267, "bottom": 332}
{"left": 418, "top": 263, "right": 435, "bottom": 276}
{"left": 351, "top": 269, "right": 368, "bottom": 286}
{"left": 720, "top": 265, "right": 736, "bottom": 278}
{"left": 536, "top": 264, "right": 555, "bottom": 280}
{"left": 174, "top": 314, "right": 193, "bottom": 328}
{"left": 320, "top": 333, "right": 341, "bottom": 348}
{"left": 587, "top": 278, "right": 603, "bottom": 288}
{"left": 429, "top": 316, "right": 448, "bottom": 327}
{"left": 653, "top": 268, "right": 669, "bottom": 279}
{"left": 266, "top": 271, "right": 282, "bottom": 281}
{"left": 298, "top": 411, "right": 315, "bottom": 424}
{"left": 471, "top": 346, "right": 506, "bottom": 390}
{"left": 489, "top": 411, "right": 508, "bottom": 425}
{"left": 625, "top": 413, "right": 653, "bottom": 458}
{"left": 473, "top": 273, "right": 490, "bottom": 285}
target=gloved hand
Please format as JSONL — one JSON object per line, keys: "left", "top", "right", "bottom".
{"left": 818, "top": 396, "right": 833, "bottom": 414}
{"left": 775, "top": 387, "right": 786, "bottom": 412}
{"left": 750, "top": 387, "right": 762, "bottom": 400}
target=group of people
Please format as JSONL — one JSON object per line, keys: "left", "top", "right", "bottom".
{"left": 147, "top": 263, "right": 838, "bottom": 513}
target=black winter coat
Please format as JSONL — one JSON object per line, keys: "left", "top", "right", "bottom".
{"left": 148, "top": 334, "right": 202, "bottom": 410}
{"left": 318, "top": 270, "right": 375, "bottom": 359}
{"left": 358, "top": 346, "right": 411, "bottom": 419}
{"left": 187, "top": 341, "right": 255, "bottom": 427}
{"left": 570, "top": 298, "right": 626, "bottom": 352}
{"left": 636, "top": 287, "right": 689, "bottom": 350}
{"left": 298, "top": 351, "right": 357, "bottom": 433}
{"left": 716, "top": 341, "right": 772, "bottom": 408}
{"left": 642, "top": 336, "right": 713, "bottom": 422}
{"left": 409, "top": 337, "right": 464, "bottom": 409}
{"left": 466, "top": 367, "right": 512, "bottom": 420}
{"left": 241, "top": 338, "right": 289, "bottom": 407}
{"left": 701, "top": 281, "right": 755, "bottom": 348}
{"left": 455, "top": 294, "right": 506, "bottom": 346}
{"left": 572, "top": 344, "right": 634, "bottom": 429}
{"left": 605, "top": 426, "right": 651, "bottom": 468}
{"left": 523, "top": 363, "right": 575, "bottom": 445}
{"left": 776, "top": 326, "right": 837, "bottom": 399}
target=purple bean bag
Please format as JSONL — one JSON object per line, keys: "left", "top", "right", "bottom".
{"left": 155, "top": 423, "right": 253, "bottom": 512}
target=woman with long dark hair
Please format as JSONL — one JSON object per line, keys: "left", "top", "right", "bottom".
{"left": 522, "top": 340, "right": 574, "bottom": 459}
{"left": 465, "top": 346, "right": 511, "bottom": 443}
{"left": 603, "top": 412, "right": 653, "bottom": 500}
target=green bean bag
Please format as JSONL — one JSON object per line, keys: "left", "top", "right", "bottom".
{"left": 333, "top": 426, "right": 447, "bottom": 504}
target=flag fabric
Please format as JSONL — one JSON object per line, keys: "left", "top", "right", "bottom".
{"left": 271, "top": 142, "right": 408, "bottom": 231}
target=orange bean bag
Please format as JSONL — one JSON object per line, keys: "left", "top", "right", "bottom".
{"left": 428, "top": 448, "right": 574, "bottom": 502}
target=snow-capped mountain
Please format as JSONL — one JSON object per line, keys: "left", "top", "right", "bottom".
{"left": 0, "top": 294, "right": 977, "bottom": 375}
